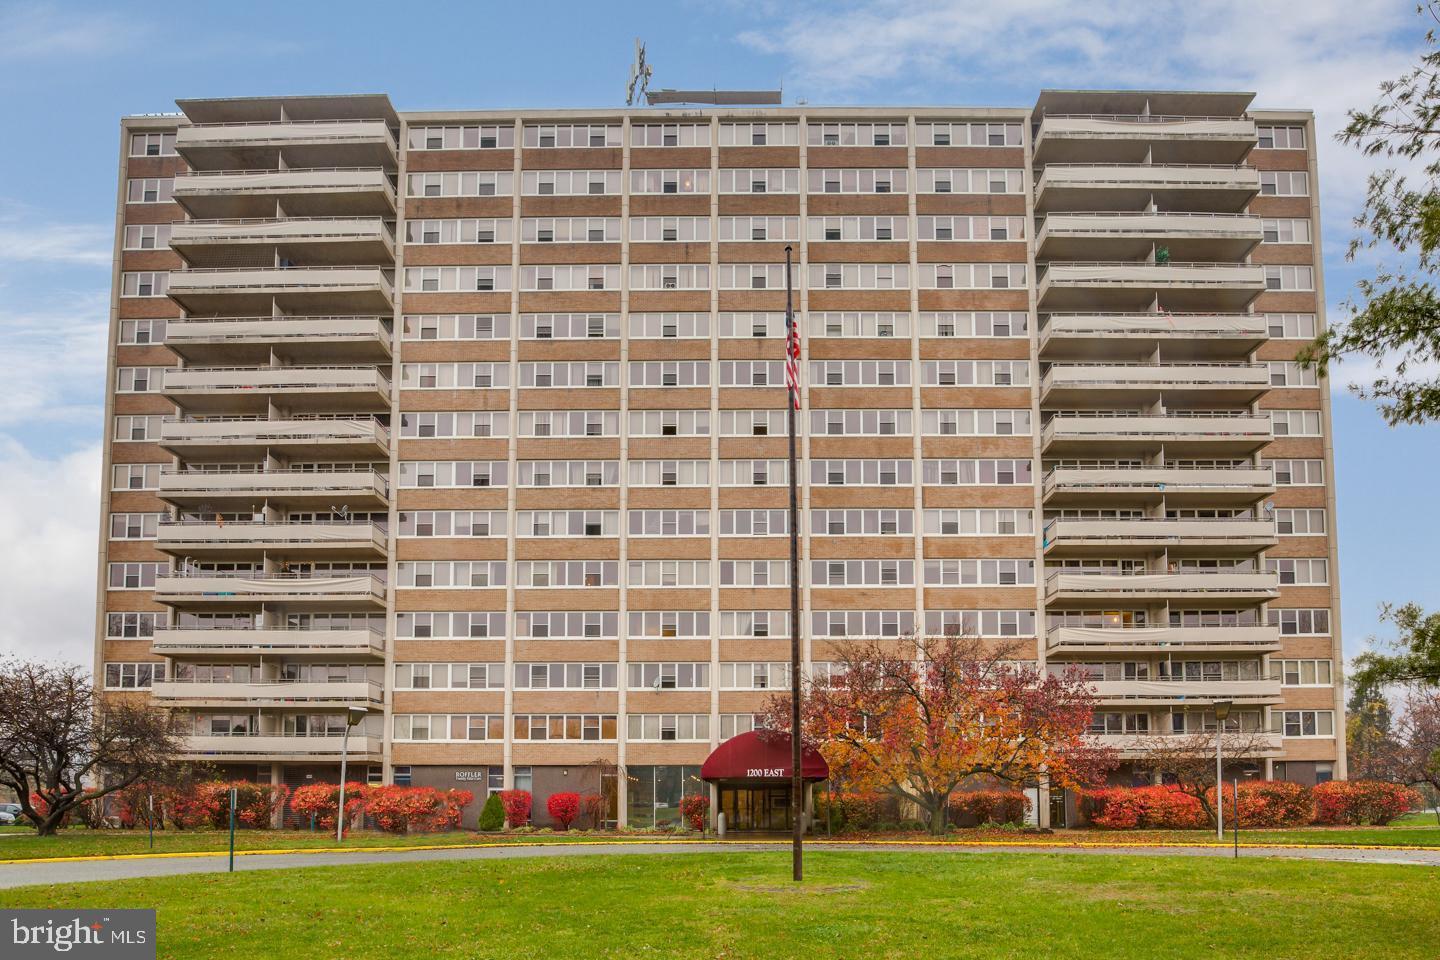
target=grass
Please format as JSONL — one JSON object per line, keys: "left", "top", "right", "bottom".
{"left": 1, "top": 851, "right": 1437, "bottom": 958}
{"left": 0, "top": 814, "right": 1436, "bottom": 862}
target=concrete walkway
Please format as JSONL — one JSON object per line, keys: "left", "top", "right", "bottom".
{"left": 2, "top": 840, "right": 1437, "bottom": 890}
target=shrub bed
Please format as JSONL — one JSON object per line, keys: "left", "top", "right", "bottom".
{"left": 948, "top": 790, "right": 1030, "bottom": 826}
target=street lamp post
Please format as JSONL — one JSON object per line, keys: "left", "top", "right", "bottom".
{"left": 336, "top": 706, "right": 369, "bottom": 843}
{"left": 1213, "top": 700, "right": 1232, "bottom": 840}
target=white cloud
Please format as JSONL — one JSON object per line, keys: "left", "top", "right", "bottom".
{"left": 0, "top": 2, "right": 147, "bottom": 61}
{"left": 0, "top": 291, "right": 110, "bottom": 428}
{"left": 0, "top": 221, "right": 111, "bottom": 266}
{"left": 0, "top": 438, "right": 101, "bottom": 666}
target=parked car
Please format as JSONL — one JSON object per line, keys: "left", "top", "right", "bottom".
{"left": 0, "top": 803, "right": 21, "bottom": 825}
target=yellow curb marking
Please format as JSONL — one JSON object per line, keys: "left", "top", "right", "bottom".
{"left": 3, "top": 836, "right": 1437, "bottom": 867}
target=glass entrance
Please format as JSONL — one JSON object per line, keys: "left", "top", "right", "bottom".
{"left": 719, "top": 785, "right": 792, "bottom": 832}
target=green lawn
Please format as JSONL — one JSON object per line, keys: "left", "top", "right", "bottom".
{"left": 0, "top": 816, "right": 1437, "bottom": 862}
{"left": 1, "top": 852, "right": 1436, "bottom": 959}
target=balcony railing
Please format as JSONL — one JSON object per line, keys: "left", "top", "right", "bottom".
{"left": 1046, "top": 623, "right": 1281, "bottom": 652}
{"left": 162, "top": 364, "right": 391, "bottom": 395}
{"left": 1040, "top": 312, "right": 1269, "bottom": 342}
{"left": 169, "top": 216, "right": 396, "bottom": 247}
{"left": 1042, "top": 464, "right": 1275, "bottom": 496}
{"left": 1041, "top": 412, "right": 1273, "bottom": 448}
{"left": 155, "top": 519, "right": 388, "bottom": 553}
{"left": 1042, "top": 516, "right": 1277, "bottom": 546}
{"left": 177, "top": 119, "right": 398, "bottom": 146}
{"left": 178, "top": 733, "right": 384, "bottom": 759}
{"left": 152, "top": 624, "right": 385, "bottom": 656}
{"left": 1087, "top": 678, "right": 1282, "bottom": 703}
{"left": 159, "top": 467, "right": 389, "bottom": 502}
{"left": 1088, "top": 731, "right": 1284, "bottom": 756}
{"left": 152, "top": 572, "right": 387, "bottom": 605}
{"left": 1044, "top": 569, "right": 1280, "bottom": 597}
{"left": 1041, "top": 361, "right": 1269, "bottom": 390}
{"left": 1036, "top": 162, "right": 1259, "bottom": 187}
{"left": 152, "top": 677, "right": 384, "bottom": 703}
{"left": 159, "top": 415, "right": 391, "bottom": 450}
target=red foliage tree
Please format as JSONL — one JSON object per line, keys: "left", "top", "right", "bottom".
{"left": 1391, "top": 693, "right": 1440, "bottom": 820}
{"left": 499, "top": 789, "right": 532, "bottom": 828}
{"left": 546, "top": 792, "right": 581, "bottom": 830}
{"left": 290, "top": 782, "right": 368, "bottom": 830}
{"left": 580, "top": 793, "right": 608, "bottom": 829}
{"left": 679, "top": 793, "right": 709, "bottom": 832}
{"left": 762, "top": 634, "right": 1114, "bottom": 833}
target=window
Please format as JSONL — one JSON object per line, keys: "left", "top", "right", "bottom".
{"left": 103, "top": 662, "right": 166, "bottom": 689}
{"left": 716, "top": 459, "right": 788, "bottom": 486}
{"left": 120, "top": 272, "right": 169, "bottom": 297}
{"left": 394, "top": 663, "right": 506, "bottom": 690}
{"left": 921, "top": 409, "right": 1031, "bottom": 436}
{"left": 516, "top": 460, "right": 619, "bottom": 487}
{"left": 923, "top": 509, "right": 1034, "bottom": 536}
{"left": 917, "top": 217, "right": 1025, "bottom": 243}
{"left": 719, "top": 611, "right": 789, "bottom": 638}
{"left": 523, "top": 124, "right": 622, "bottom": 148}
{"left": 921, "top": 459, "right": 1031, "bottom": 486}
{"left": 113, "top": 416, "right": 163, "bottom": 442}
{"left": 406, "top": 171, "right": 515, "bottom": 196}
{"left": 628, "top": 612, "right": 710, "bottom": 639}
{"left": 401, "top": 314, "right": 509, "bottom": 341}
{"left": 628, "top": 663, "right": 710, "bottom": 690}
{"left": 630, "top": 169, "right": 710, "bottom": 194}
{"left": 513, "top": 663, "right": 618, "bottom": 690}
{"left": 627, "top": 714, "right": 710, "bottom": 742}
{"left": 1280, "top": 710, "right": 1335, "bottom": 738}
{"left": 1265, "top": 557, "right": 1328, "bottom": 585}
{"left": 628, "top": 460, "right": 710, "bottom": 486}
{"left": 397, "top": 612, "right": 508, "bottom": 639}
{"left": 806, "top": 169, "right": 909, "bottom": 194}
{"left": 393, "top": 714, "right": 506, "bottom": 742}
{"left": 627, "top": 510, "right": 710, "bottom": 537}
{"left": 517, "top": 410, "right": 619, "bottom": 438}
{"left": 718, "top": 123, "right": 798, "bottom": 146}
{"left": 109, "top": 513, "right": 161, "bottom": 540}
{"left": 812, "top": 610, "right": 916, "bottom": 638}
{"left": 106, "top": 612, "right": 166, "bottom": 638}
{"left": 1268, "top": 361, "right": 1319, "bottom": 387}
{"left": 719, "top": 560, "right": 789, "bottom": 587}
{"left": 122, "top": 224, "right": 172, "bottom": 250}
{"left": 627, "top": 560, "right": 711, "bottom": 587}
{"left": 397, "top": 511, "right": 508, "bottom": 537}
{"left": 397, "top": 562, "right": 508, "bottom": 589}
{"left": 406, "top": 219, "right": 514, "bottom": 245}
{"left": 1264, "top": 313, "right": 1318, "bottom": 340}
{"left": 118, "top": 319, "right": 167, "bottom": 344}
{"left": 806, "top": 263, "right": 910, "bottom": 289}
{"left": 629, "top": 410, "right": 711, "bottom": 437}
{"left": 129, "top": 132, "right": 176, "bottom": 156}
{"left": 808, "top": 360, "right": 910, "bottom": 388}
{"left": 630, "top": 216, "right": 710, "bottom": 242}
{"left": 126, "top": 178, "right": 173, "bottom": 204}
{"left": 629, "top": 264, "right": 710, "bottom": 290}
{"left": 715, "top": 169, "right": 800, "bottom": 194}
{"left": 399, "top": 411, "right": 510, "bottom": 438}
{"left": 1264, "top": 458, "right": 1324, "bottom": 486}
{"left": 810, "top": 312, "right": 911, "bottom": 339}
{"left": 107, "top": 562, "right": 165, "bottom": 590}
{"left": 922, "top": 360, "right": 1030, "bottom": 387}
{"left": 1268, "top": 608, "right": 1331, "bottom": 635}
{"left": 1257, "top": 125, "right": 1306, "bottom": 150}
{"left": 403, "top": 266, "right": 513, "bottom": 293}
{"left": 401, "top": 363, "right": 510, "bottom": 390}
{"left": 628, "top": 313, "right": 710, "bottom": 339}
{"left": 1259, "top": 171, "right": 1310, "bottom": 196}
{"left": 809, "top": 409, "right": 913, "bottom": 436}
{"left": 519, "top": 170, "right": 621, "bottom": 196}
{"left": 632, "top": 123, "right": 711, "bottom": 147}
{"left": 111, "top": 463, "right": 163, "bottom": 490}
{"left": 918, "top": 263, "right": 1027, "bottom": 289}
{"left": 1274, "top": 508, "right": 1326, "bottom": 536}
{"left": 1277, "top": 659, "right": 1333, "bottom": 686}
{"left": 1264, "top": 265, "right": 1314, "bottom": 291}
{"left": 517, "top": 511, "right": 620, "bottom": 537}
{"left": 916, "top": 168, "right": 1023, "bottom": 193}
{"left": 806, "top": 122, "right": 907, "bottom": 146}
{"left": 809, "top": 459, "right": 915, "bottom": 486}
{"left": 719, "top": 510, "right": 788, "bottom": 536}
{"left": 408, "top": 125, "right": 515, "bottom": 150}
{"left": 1268, "top": 409, "right": 1322, "bottom": 436}
{"left": 514, "top": 611, "right": 617, "bottom": 640}
{"left": 630, "top": 361, "right": 711, "bottom": 387}
{"left": 811, "top": 559, "right": 916, "bottom": 587}
{"left": 516, "top": 560, "right": 620, "bottom": 588}
{"left": 923, "top": 610, "right": 1036, "bottom": 638}
{"left": 918, "top": 122, "right": 1022, "bottom": 147}
{"left": 810, "top": 510, "right": 914, "bottom": 536}
{"left": 1261, "top": 218, "right": 1312, "bottom": 244}
{"left": 115, "top": 367, "right": 165, "bottom": 393}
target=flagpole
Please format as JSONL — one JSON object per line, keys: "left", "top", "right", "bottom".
{"left": 784, "top": 244, "right": 803, "bottom": 883}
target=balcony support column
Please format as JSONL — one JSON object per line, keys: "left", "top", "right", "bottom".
{"left": 270, "top": 763, "right": 283, "bottom": 828}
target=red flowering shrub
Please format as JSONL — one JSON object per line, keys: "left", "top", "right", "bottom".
{"left": 111, "top": 782, "right": 165, "bottom": 829}
{"left": 499, "top": 789, "right": 532, "bottom": 828}
{"left": 1313, "top": 780, "right": 1422, "bottom": 825}
{"left": 546, "top": 792, "right": 581, "bottom": 830}
{"left": 1205, "top": 780, "right": 1314, "bottom": 828}
{"left": 949, "top": 789, "right": 1030, "bottom": 825}
{"left": 290, "top": 782, "right": 368, "bottom": 830}
{"left": 362, "top": 786, "right": 473, "bottom": 833}
{"left": 679, "top": 793, "right": 710, "bottom": 832}
{"left": 580, "top": 793, "right": 608, "bottom": 829}
{"left": 1082, "top": 785, "right": 1207, "bottom": 829}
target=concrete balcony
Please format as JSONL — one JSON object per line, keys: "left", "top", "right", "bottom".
{"left": 152, "top": 573, "right": 387, "bottom": 609}
{"left": 1046, "top": 624, "right": 1283, "bottom": 655}
{"left": 152, "top": 678, "right": 383, "bottom": 707}
{"left": 1041, "top": 413, "right": 1273, "bottom": 456}
{"left": 159, "top": 416, "right": 390, "bottom": 459}
{"left": 169, "top": 217, "right": 396, "bottom": 267}
{"left": 1034, "top": 164, "right": 1260, "bottom": 213}
{"left": 175, "top": 119, "right": 398, "bottom": 170}
{"left": 1088, "top": 678, "right": 1282, "bottom": 706}
{"left": 1042, "top": 517, "right": 1278, "bottom": 555}
{"left": 161, "top": 365, "right": 391, "bottom": 414}
{"left": 158, "top": 468, "right": 389, "bottom": 509}
{"left": 1090, "top": 731, "right": 1284, "bottom": 759}
{"left": 163, "top": 315, "right": 393, "bottom": 365}
{"left": 1040, "top": 362, "right": 1269, "bottom": 405}
{"left": 177, "top": 733, "right": 384, "bottom": 763}
{"left": 1036, "top": 212, "right": 1262, "bottom": 261}
{"left": 1039, "top": 313, "right": 1268, "bottom": 359}
{"left": 1037, "top": 262, "right": 1267, "bottom": 311}
{"left": 1042, "top": 465, "right": 1275, "bottom": 506}
{"left": 1033, "top": 114, "right": 1257, "bottom": 165}
{"left": 1045, "top": 570, "right": 1280, "bottom": 602}
{"left": 151, "top": 625, "right": 386, "bottom": 658}
{"left": 155, "top": 520, "right": 387, "bottom": 560}
{"left": 172, "top": 167, "right": 397, "bottom": 219}
{"left": 166, "top": 267, "right": 394, "bottom": 315}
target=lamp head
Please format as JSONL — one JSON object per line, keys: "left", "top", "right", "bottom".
{"left": 1213, "top": 700, "right": 1233, "bottom": 722}
{"left": 346, "top": 706, "right": 369, "bottom": 727}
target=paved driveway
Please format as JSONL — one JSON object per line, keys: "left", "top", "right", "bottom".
{"left": 2, "top": 840, "right": 1437, "bottom": 890}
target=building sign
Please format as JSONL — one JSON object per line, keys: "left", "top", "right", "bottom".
{"left": 746, "top": 767, "right": 787, "bottom": 778}
{"left": 455, "top": 771, "right": 488, "bottom": 782}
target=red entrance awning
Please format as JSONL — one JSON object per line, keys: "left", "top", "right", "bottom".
{"left": 700, "top": 731, "right": 829, "bottom": 782}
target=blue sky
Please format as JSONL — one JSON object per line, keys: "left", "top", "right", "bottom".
{"left": 0, "top": 0, "right": 1434, "bottom": 664}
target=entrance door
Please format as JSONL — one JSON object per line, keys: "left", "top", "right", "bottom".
{"left": 720, "top": 785, "right": 792, "bottom": 831}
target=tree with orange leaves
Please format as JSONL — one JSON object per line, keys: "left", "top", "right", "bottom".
{"left": 761, "top": 634, "right": 1115, "bottom": 833}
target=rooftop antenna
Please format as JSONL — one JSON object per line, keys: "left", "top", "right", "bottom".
{"left": 626, "top": 38, "right": 653, "bottom": 106}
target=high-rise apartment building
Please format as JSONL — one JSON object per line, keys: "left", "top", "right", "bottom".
{"left": 95, "top": 90, "right": 1343, "bottom": 828}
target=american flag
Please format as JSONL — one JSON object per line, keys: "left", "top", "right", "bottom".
{"left": 784, "top": 308, "right": 801, "bottom": 410}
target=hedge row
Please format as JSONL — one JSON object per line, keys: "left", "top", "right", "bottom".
{"left": 1081, "top": 780, "right": 1421, "bottom": 830}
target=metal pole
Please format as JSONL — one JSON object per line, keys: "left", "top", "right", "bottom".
{"left": 1232, "top": 777, "right": 1239, "bottom": 859}
{"left": 337, "top": 724, "right": 351, "bottom": 843}
{"left": 147, "top": 793, "right": 154, "bottom": 850}
{"left": 784, "top": 244, "right": 803, "bottom": 883}
{"left": 228, "top": 787, "right": 237, "bottom": 872}
{"left": 1215, "top": 731, "right": 1224, "bottom": 840}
